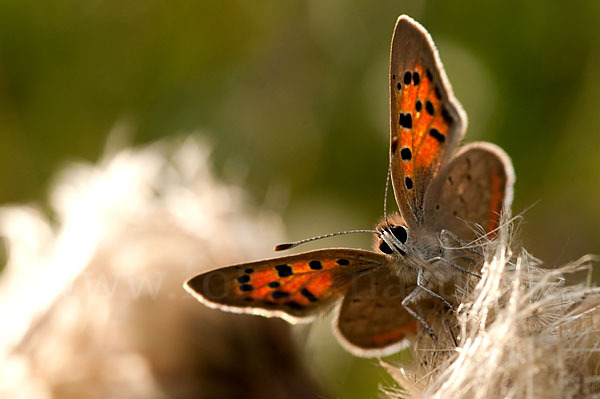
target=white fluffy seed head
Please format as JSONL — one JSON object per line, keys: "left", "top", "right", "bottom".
{"left": 382, "top": 215, "right": 600, "bottom": 399}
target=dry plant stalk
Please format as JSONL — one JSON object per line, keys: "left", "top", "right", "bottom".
{"left": 383, "top": 219, "right": 600, "bottom": 399}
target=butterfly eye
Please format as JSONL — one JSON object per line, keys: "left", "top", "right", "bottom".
{"left": 378, "top": 240, "right": 394, "bottom": 254}
{"left": 390, "top": 225, "right": 408, "bottom": 244}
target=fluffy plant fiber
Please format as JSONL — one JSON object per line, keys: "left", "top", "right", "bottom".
{"left": 0, "top": 133, "right": 322, "bottom": 399}
{"left": 383, "top": 219, "right": 600, "bottom": 399}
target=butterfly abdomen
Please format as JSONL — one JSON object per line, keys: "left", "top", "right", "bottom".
{"left": 386, "top": 261, "right": 418, "bottom": 285}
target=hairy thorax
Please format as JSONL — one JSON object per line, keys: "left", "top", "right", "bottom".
{"left": 374, "top": 215, "right": 446, "bottom": 284}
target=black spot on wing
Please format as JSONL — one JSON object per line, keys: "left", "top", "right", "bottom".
{"left": 301, "top": 288, "right": 318, "bottom": 302}
{"left": 309, "top": 261, "right": 323, "bottom": 270}
{"left": 391, "top": 136, "right": 399, "bottom": 154}
{"left": 415, "top": 100, "right": 422, "bottom": 112}
{"left": 425, "top": 100, "right": 434, "bottom": 116}
{"left": 400, "top": 148, "right": 412, "bottom": 161}
{"left": 273, "top": 291, "right": 290, "bottom": 299}
{"left": 426, "top": 69, "right": 433, "bottom": 81}
{"left": 399, "top": 113, "right": 413, "bottom": 129}
{"left": 275, "top": 264, "right": 293, "bottom": 277}
{"left": 442, "top": 107, "right": 454, "bottom": 124}
{"left": 412, "top": 71, "right": 420, "bottom": 85}
{"left": 429, "top": 128, "right": 445, "bottom": 143}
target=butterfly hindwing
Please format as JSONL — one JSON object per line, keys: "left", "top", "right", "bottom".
{"left": 184, "top": 249, "right": 388, "bottom": 324}
{"left": 423, "top": 142, "right": 515, "bottom": 242}
{"left": 389, "top": 15, "right": 467, "bottom": 228}
{"left": 334, "top": 267, "right": 421, "bottom": 357}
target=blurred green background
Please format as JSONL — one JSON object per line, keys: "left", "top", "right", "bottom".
{"left": 1, "top": 0, "right": 599, "bottom": 397}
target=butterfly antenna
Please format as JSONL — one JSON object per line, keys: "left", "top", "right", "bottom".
{"left": 275, "top": 229, "right": 378, "bottom": 251}
{"left": 383, "top": 164, "right": 392, "bottom": 225}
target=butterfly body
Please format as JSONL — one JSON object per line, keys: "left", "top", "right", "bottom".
{"left": 185, "top": 15, "right": 515, "bottom": 357}
{"left": 376, "top": 222, "right": 435, "bottom": 277}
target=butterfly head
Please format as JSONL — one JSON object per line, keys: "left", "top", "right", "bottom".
{"left": 375, "top": 215, "right": 410, "bottom": 257}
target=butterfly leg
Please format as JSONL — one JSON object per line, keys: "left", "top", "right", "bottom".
{"left": 439, "top": 229, "right": 484, "bottom": 259}
{"left": 427, "top": 256, "right": 481, "bottom": 279}
{"left": 443, "top": 318, "right": 458, "bottom": 347}
{"left": 416, "top": 268, "right": 455, "bottom": 311}
{"left": 401, "top": 286, "right": 438, "bottom": 342}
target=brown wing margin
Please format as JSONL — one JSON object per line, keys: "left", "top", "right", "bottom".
{"left": 333, "top": 268, "right": 419, "bottom": 357}
{"left": 422, "top": 142, "right": 515, "bottom": 242}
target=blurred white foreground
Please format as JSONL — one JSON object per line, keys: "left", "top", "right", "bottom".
{"left": 0, "top": 133, "right": 321, "bottom": 398}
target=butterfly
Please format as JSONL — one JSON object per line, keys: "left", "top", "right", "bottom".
{"left": 184, "top": 15, "right": 514, "bottom": 357}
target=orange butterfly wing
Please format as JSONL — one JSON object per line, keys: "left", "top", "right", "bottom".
{"left": 389, "top": 16, "right": 467, "bottom": 229}
{"left": 184, "top": 249, "right": 388, "bottom": 324}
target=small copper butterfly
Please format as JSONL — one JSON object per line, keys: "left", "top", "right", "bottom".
{"left": 184, "top": 15, "right": 515, "bottom": 357}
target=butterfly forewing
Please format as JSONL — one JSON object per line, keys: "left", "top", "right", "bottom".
{"left": 423, "top": 142, "right": 515, "bottom": 242}
{"left": 184, "top": 249, "right": 388, "bottom": 324}
{"left": 334, "top": 267, "right": 423, "bottom": 357}
{"left": 390, "top": 16, "right": 467, "bottom": 228}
